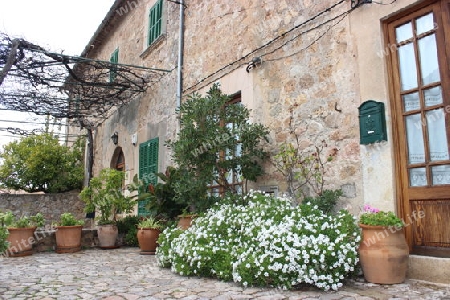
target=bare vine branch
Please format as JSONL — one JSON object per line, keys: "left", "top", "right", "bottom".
{"left": 0, "top": 32, "right": 171, "bottom": 128}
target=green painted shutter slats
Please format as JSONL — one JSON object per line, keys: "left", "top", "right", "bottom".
{"left": 148, "top": 0, "right": 163, "bottom": 45}
{"left": 138, "top": 137, "right": 159, "bottom": 217}
{"left": 109, "top": 48, "right": 119, "bottom": 82}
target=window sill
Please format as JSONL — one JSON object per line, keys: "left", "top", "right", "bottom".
{"left": 140, "top": 34, "right": 166, "bottom": 59}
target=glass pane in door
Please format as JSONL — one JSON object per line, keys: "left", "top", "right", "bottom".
{"left": 426, "top": 109, "right": 449, "bottom": 161}
{"left": 405, "top": 114, "right": 425, "bottom": 164}
{"left": 403, "top": 92, "right": 420, "bottom": 112}
{"left": 409, "top": 168, "right": 427, "bottom": 186}
{"left": 418, "top": 34, "right": 441, "bottom": 85}
{"left": 416, "top": 12, "right": 435, "bottom": 34}
{"left": 424, "top": 86, "right": 443, "bottom": 107}
{"left": 432, "top": 165, "right": 450, "bottom": 185}
{"left": 396, "top": 22, "right": 413, "bottom": 42}
{"left": 398, "top": 43, "right": 418, "bottom": 90}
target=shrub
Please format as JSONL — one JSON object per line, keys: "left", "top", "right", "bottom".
{"left": 80, "top": 168, "right": 135, "bottom": 225}
{"left": 302, "top": 189, "right": 343, "bottom": 215}
{"left": 157, "top": 191, "right": 360, "bottom": 291}
{"left": 0, "top": 133, "right": 84, "bottom": 193}
{"left": 116, "top": 215, "right": 140, "bottom": 247}
{"left": 125, "top": 227, "right": 138, "bottom": 247}
{"left": 167, "top": 84, "right": 269, "bottom": 213}
{"left": 0, "top": 211, "right": 10, "bottom": 254}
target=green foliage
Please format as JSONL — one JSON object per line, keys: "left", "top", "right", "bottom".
{"left": 138, "top": 217, "right": 163, "bottom": 229}
{"left": 79, "top": 168, "right": 135, "bottom": 225}
{"left": 157, "top": 191, "right": 361, "bottom": 291}
{"left": 360, "top": 210, "right": 404, "bottom": 228}
{"left": 116, "top": 215, "right": 140, "bottom": 234}
{"left": 116, "top": 215, "right": 140, "bottom": 247}
{"left": 57, "top": 213, "right": 84, "bottom": 226}
{"left": 0, "top": 133, "right": 84, "bottom": 193}
{"left": 0, "top": 211, "right": 10, "bottom": 253}
{"left": 302, "top": 189, "right": 343, "bottom": 215}
{"left": 0, "top": 226, "right": 8, "bottom": 254}
{"left": 128, "top": 166, "right": 186, "bottom": 220}
{"left": 1, "top": 211, "right": 45, "bottom": 228}
{"left": 167, "top": 84, "right": 269, "bottom": 212}
{"left": 124, "top": 227, "right": 138, "bottom": 247}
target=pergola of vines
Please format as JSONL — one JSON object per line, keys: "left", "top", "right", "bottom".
{"left": 0, "top": 32, "right": 171, "bottom": 131}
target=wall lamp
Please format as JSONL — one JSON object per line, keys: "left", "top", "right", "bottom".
{"left": 246, "top": 57, "right": 262, "bottom": 73}
{"left": 111, "top": 132, "right": 119, "bottom": 145}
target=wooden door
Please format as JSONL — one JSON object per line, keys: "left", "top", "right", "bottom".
{"left": 386, "top": 0, "right": 450, "bottom": 257}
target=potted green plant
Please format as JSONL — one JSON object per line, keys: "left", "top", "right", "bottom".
{"left": 129, "top": 166, "right": 185, "bottom": 221}
{"left": 136, "top": 217, "right": 163, "bottom": 255}
{"left": 177, "top": 207, "right": 198, "bottom": 230}
{"left": 80, "top": 168, "right": 135, "bottom": 249}
{"left": 54, "top": 213, "right": 84, "bottom": 254}
{"left": 358, "top": 204, "right": 408, "bottom": 284}
{"left": 1, "top": 211, "right": 45, "bottom": 257}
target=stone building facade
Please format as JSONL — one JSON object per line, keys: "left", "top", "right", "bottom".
{"left": 71, "top": 0, "right": 450, "bottom": 282}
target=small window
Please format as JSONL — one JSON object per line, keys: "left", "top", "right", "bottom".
{"left": 148, "top": 0, "right": 163, "bottom": 46}
{"left": 109, "top": 48, "right": 119, "bottom": 82}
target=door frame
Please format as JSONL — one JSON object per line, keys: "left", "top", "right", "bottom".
{"left": 383, "top": 0, "right": 450, "bottom": 256}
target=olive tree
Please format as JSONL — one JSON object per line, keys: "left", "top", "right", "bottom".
{"left": 167, "top": 84, "right": 269, "bottom": 212}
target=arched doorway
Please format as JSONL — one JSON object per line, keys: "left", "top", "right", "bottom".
{"left": 110, "top": 147, "right": 125, "bottom": 171}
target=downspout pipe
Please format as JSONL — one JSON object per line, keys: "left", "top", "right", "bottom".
{"left": 176, "top": 0, "right": 185, "bottom": 112}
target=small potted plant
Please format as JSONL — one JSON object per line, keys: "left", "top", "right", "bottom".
{"left": 54, "top": 213, "right": 84, "bottom": 254}
{"left": 358, "top": 204, "right": 408, "bottom": 284}
{"left": 177, "top": 207, "right": 198, "bottom": 230}
{"left": 136, "top": 217, "right": 163, "bottom": 255}
{"left": 1, "top": 211, "right": 45, "bottom": 257}
{"left": 80, "top": 168, "right": 135, "bottom": 249}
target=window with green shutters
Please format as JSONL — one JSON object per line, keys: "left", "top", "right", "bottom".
{"left": 148, "top": 0, "right": 163, "bottom": 46}
{"left": 109, "top": 48, "right": 119, "bottom": 82}
{"left": 138, "top": 137, "right": 159, "bottom": 217}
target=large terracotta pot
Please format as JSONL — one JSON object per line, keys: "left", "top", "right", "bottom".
{"left": 55, "top": 226, "right": 83, "bottom": 254}
{"left": 177, "top": 215, "right": 197, "bottom": 230}
{"left": 6, "top": 227, "right": 37, "bottom": 257}
{"left": 137, "top": 228, "right": 160, "bottom": 255}
{"left": 97, "top": 224, "right": 119, "bottom": 249}
{"left": 359, "top": 224, "right": 409, "bottom": 284}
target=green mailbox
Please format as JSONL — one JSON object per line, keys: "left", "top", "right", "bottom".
{"left": 358, "top": 100, "right": 387, "bottom": 145}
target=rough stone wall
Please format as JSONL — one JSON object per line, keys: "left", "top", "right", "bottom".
{"left": 83, "top": 0, "right": 180, "bottom": 178}
{"left": 0, "top": 192, "right": 85, "bottom": 226}
{"left": 179, "top": 0, "right": 364, "bottom": 213}
{"left": 75, "top": 0, "right": 366, "bottom": 213}
{"left": 76, "top": 0, "right": 389, "bottom": 215}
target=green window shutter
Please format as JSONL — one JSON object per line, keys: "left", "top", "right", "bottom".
{"left": 148, "top": 0, "right": 163, "bottom": 45}
{"left": 138, "top": 137, "right": 159, "bottom": 217}
{"left": 109, "top": 48, "right": 119, "bottom": 82}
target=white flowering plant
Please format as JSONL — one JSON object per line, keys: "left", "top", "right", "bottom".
{"left": 156, "top": 191, "right": 360, "bottom": 291}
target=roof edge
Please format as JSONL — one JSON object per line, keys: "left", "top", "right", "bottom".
{"left": 80, "top": 0, "right": 127, "bottom": 58}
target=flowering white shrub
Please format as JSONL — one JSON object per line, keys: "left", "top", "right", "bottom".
{"left": 156, "top": 191, "right": 360, "bottom": 291}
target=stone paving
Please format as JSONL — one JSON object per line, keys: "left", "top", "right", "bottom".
{"left": 1, "top": 248, "right": 450, "bottom": 300}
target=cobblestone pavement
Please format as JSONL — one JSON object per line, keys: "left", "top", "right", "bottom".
{"left": 1, "top": 248, "right": 449, "bottom": 300}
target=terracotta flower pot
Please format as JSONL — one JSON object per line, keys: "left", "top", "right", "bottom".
{"left": 55, "top": 226, "right": 83, "bottom": 254}
{"left": 359, "top": 224, "right": 409, "bottom": 284}
{"left": 6, "top": 227, "right": 37, "bottom": 257}
{"left": 137, "top": 228, "right": 160, "bottom": 255}
{"left": 177, "top": 215, "right": 197, "bottom": 230}
{"left": 97, "top": 224, "right": 119, "bottom": 249}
